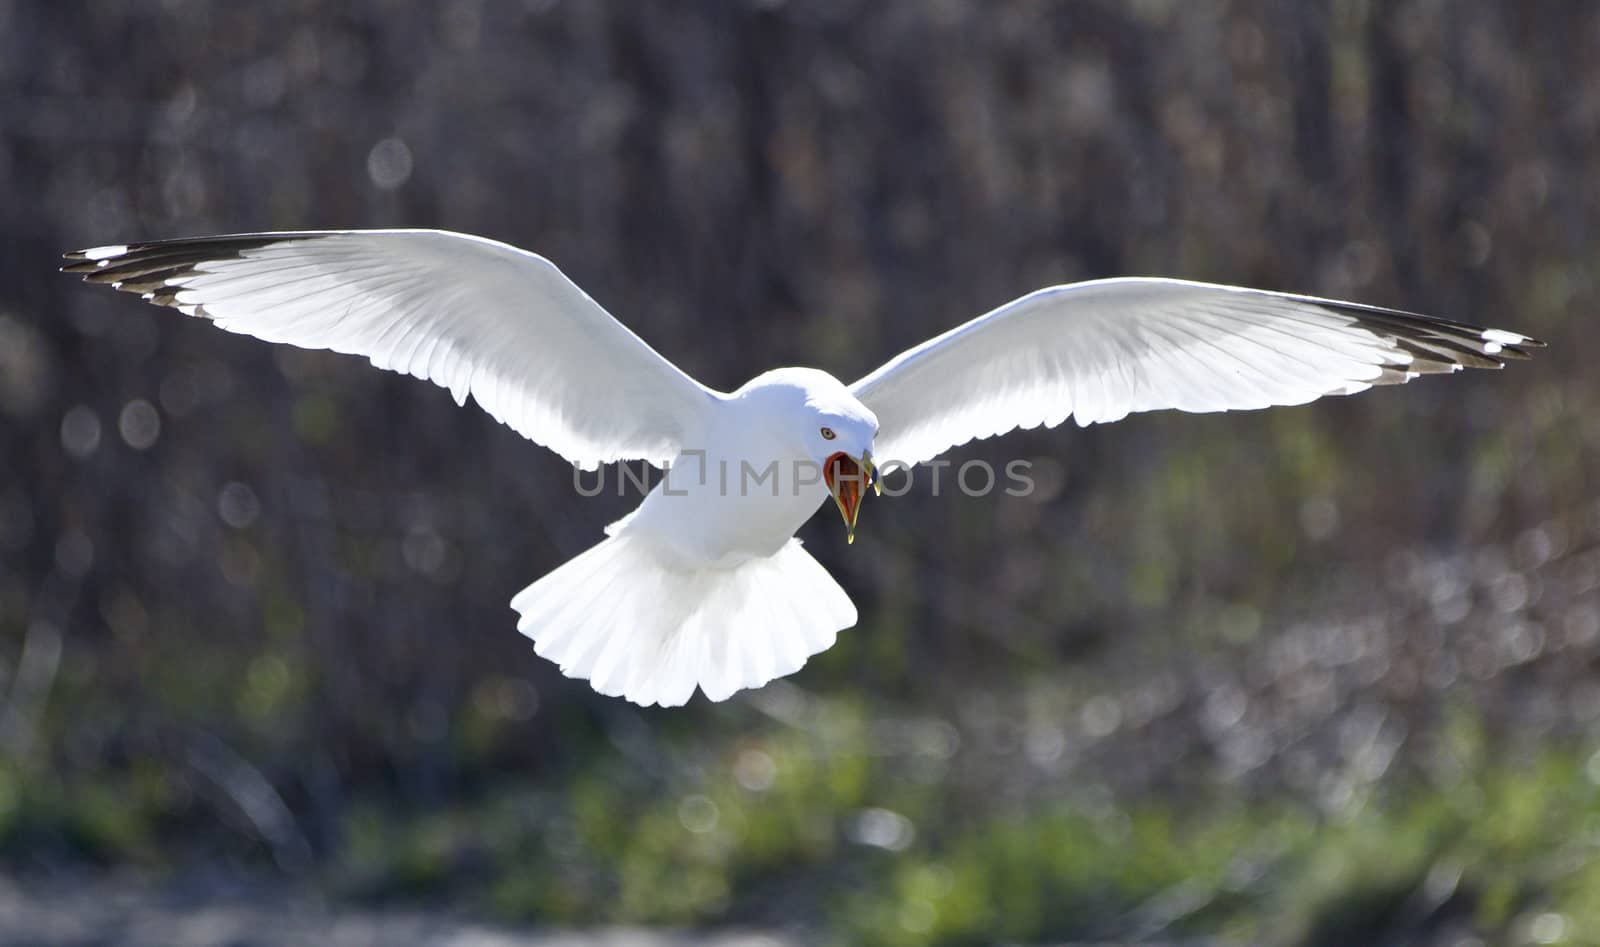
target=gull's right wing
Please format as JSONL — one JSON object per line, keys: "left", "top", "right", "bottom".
{"left": 66, "top": 230, "right": 720, "bottom": 468}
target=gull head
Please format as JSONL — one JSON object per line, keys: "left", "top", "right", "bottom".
{"left": 737, "top": 368, "right": 880, "bottom": 543}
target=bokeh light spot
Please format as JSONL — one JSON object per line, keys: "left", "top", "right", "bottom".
{"left": 61, "top": 405, "right": 101, "bottom": 458}
{"left": 678, "top": 794, "right": 719, "bottom": 834}
{"left": 118, "top": 398, "right": 161, "bottom": 450}
{"left": 367, "top": 136, "right": 414, "bottom": 190}
{"left": 218, "top": 482, "right": 261, "bottom": 529}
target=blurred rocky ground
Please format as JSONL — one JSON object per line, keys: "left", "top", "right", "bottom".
{"left": 0, "top": 874, "right": 801, "bottom": 947}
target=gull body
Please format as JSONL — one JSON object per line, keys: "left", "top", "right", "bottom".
{"left": 625, "top": 368, "right": 878, "bottom": 568}
{"left": 64, "top": 229, "right": 1543, "bottom": 706}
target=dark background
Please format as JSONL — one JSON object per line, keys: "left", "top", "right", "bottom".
{"left": 0, "top": 2, "right": 1595, "bottom": 944}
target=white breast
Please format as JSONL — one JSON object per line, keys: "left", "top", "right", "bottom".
{"left": 620, "top": 400, "right": 829, "bottom": 567}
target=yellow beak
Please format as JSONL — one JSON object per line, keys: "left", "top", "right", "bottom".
{"left": 824, "top": 451, "right": 876, "bottom": 544}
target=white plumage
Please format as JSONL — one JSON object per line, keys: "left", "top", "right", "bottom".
{"left": 66, "top": 230, "right": 1542, "bottom": 706}
{"left": 73, "top": 231, "right": 715, "bottom": 468}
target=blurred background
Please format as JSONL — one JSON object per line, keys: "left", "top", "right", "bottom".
{"left": 0, "top": 1, "right": 1595, "bottom": 944}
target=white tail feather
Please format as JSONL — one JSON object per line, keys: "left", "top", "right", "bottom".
{"left": 511, "top": 533, "right": 856, "bottom": 707}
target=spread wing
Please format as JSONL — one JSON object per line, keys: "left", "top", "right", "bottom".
{"left": 65, "top": 230, "right": 720, "bottom": 468}
{"left": 853, "top": 277, "right": 1542, "bottom": 468}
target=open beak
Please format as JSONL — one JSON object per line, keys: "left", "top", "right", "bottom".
{"left": 824, "top": 450, "right": 877, "bottom": 544}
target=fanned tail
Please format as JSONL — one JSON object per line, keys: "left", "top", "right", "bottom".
{"left": 510, "top": 533, "right": 856, "bottom": 707}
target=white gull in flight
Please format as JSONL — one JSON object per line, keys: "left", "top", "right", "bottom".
{"left": 65, "top": 230, "right": 1542, "bottom": 706}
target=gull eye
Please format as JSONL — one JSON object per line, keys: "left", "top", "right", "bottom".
{"left": 820, "top": 427, "right": 836, "bottom": 440}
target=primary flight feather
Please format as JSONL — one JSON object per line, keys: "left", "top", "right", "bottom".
{"left": 65, "top": 229, "right": 1543, "bottom": 706}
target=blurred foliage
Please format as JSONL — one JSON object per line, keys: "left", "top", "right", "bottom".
{"left": 1, "top": 0, "right": 1598, "bottom": 943}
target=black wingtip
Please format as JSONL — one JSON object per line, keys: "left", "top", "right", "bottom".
{"left": 62, "top": 248, "right": 99, "bottom": 274}
{"left": 1310, "top": 298, "right": 1546, "bottom": 375}
{"left": 59, "top": 235, "right": 306, "bottom": 315}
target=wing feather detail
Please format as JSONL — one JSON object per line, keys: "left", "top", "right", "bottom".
{"left": 66, "top": 230, "right": 719, "bottom": 468}
{"left": 853, "top": 277, "right": 1542, "bottom": 467}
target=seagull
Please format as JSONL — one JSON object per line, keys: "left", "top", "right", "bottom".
{"left": 65, "top": 230, "right": 1542, "bottom": 707}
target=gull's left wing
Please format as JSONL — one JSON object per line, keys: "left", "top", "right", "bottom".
{"left": 853, "top": 278, "right": 1542, "bottom": 468}
{"left": 65, "top": 230, "right": 720, "bottom": 468}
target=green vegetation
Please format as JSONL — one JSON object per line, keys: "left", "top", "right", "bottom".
{"left": 5, "top": 694, "right": 1595, "bottom": 944}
